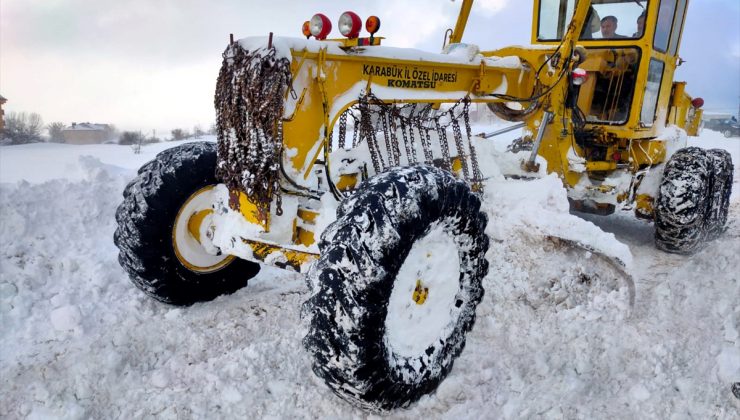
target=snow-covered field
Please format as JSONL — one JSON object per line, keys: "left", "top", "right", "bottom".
{"left": 1, "top": 130, "right": 738, "bottom": 419}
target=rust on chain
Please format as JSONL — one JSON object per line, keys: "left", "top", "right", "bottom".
{"left": 333, "top": 94, "right": 483, "bottom": 191}
{"left": 214, "top": 43, "right": 293, "bottom": 217}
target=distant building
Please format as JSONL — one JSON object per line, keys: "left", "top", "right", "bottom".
{"left": 0, "top": 94, "right": 7, "bottom": 131}
{"left": 62, "top": 122, "right": 112, "bottom": 144}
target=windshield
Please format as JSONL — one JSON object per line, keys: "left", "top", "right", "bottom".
{"left": 537, "top": 0, "right": 649, "bottom": 41}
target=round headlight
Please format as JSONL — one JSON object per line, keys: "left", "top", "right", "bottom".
{"left": 338, "top": 11, "right": 362, "bottom": 39}
{"left": 302, "top": 21, "right": 312, "bottom": 38}
{"left": 310, "top": 13, "right": 332, "bottom": 40}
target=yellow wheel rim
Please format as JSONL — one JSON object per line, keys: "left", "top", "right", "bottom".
{"left": 172, "top": 185, "right": 235, "bottom": 273}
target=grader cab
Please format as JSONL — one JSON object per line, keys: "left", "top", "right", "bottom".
{"left": 114, "top": 0, "right": 732, "bottom": 411}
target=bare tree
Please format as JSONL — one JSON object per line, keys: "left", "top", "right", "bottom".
{"left": 47, "top": 122, "right": 66, "bottom": 143}
{"left": 171, "top": 128, "right": 190, "bottom": 141}
{"left": 2, "top": 111, "right": 45, "bottom": 144}
{"left": 193, "top": 125, "right": 204, "bottom": 139}
{"left": 27, "top": 113, "right": 44, "bottom": 138}
{"left": 119, "top": 130, "right": 145, "bottom": 145}
{"left": 145, "top": 130, "right": 161, "bottom": 144}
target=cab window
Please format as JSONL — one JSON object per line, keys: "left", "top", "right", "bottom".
{"left": 577, "top": 48, "right": 642, "bottom": 125}
{"left": 640, "top": 59, "right": 665, "bottom": 125}
{"left": 580, "top": 0, "right": 649, "bottom": 40}
{"left": 537, "top": 0, "right": 650, "bottom": 41}
{"left": 537, "top": 0, "right": 575, "bottom": 40}
{"left": 668, "top": 0, "right": 687, "bottom": 55}
{"left": 653, "top": 0, "right": 677, "bottom": 52}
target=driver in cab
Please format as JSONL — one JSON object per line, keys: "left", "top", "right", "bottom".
{"left": 600, "top": 15, "right": 628, "bottom": 38}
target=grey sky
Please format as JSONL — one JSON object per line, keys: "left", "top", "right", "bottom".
{"left": 1, "top": 0, "right": 738, "bottom": 135}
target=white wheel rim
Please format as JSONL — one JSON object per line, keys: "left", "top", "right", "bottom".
{"left": 384, "top": 222, "right": 461, "bottom": 359}
{"left": 172, "top": 186, "right": 233, "bottom": 273}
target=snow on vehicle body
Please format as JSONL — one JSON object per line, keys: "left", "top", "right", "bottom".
{"left": 114, "top": 0, "right": 732, "bottom": 411}
{"left": 206, "top": 35, "right": 529, "bottom": 273}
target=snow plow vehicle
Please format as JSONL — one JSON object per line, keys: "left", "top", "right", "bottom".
{"left": 114, "top": 0, "right": 733, "bottom": 411}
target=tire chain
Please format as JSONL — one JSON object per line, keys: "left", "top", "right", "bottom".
{"left": 382, "top": 113, "right": 397, "bottom": 167}
{"left": 435, "top": 118, "right": 453, "bottom": 173}
{"left": 214, "top": 44, "right": 291, "bottom": 216}
{"left": 336, "top": 94, "right": 483, "bottom": 189}
{"left": 450, "top": 113, "right": 471, "bottom": 182}
{"left": 462, "top": 100, "right": 483, "bottom": 190}
{"left": 337, "top": 111, "right": 347, "bottom": 150}
{"left": 399, "top": 115, "right": 417, "bottom": 165}
{"left": 358, "top": 95, "right": 385, "bottom": 174}
{"left": 418, "top": 121, "right": 435, "bottom": 165}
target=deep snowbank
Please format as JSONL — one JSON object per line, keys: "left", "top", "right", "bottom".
{"left": 1, "top": 133, "right": 738, "bottom": 418}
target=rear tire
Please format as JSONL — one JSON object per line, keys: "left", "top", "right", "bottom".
{"left": 303, "top": 165, "right": 489, "bottom": 411}
{"left": 654, "top": 147, "right": 712, "bottom": 254}
{"left": 705, "top": 149, "right": 734, "bottom": 240}
{"left": 114, "top": 142, "right": 259, "bottom": 305}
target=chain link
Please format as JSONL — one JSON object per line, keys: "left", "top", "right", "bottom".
{"left": 338, "top": 111, "right": 347, "bottom": 150}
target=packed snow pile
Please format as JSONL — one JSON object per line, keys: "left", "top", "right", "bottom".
{"left": 1, "top": 131, "right": 738, "bottom": 418}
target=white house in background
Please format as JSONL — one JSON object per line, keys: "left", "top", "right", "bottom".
{"left": 62, "top": 122, "right": 112, "bottom": 144}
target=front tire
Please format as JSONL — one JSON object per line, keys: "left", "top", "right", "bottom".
{"left": 114, "top": 142, "right": 259, "bottom": 305}
{"left": 654, "top": 147, "right": 711, "bottom": 254}
{"left": 303, "top": 165, "right": 489, "bottom": 411}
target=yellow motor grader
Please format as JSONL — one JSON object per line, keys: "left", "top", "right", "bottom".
{"left": 114, "top": 0, "right": 733, "bottom": 411}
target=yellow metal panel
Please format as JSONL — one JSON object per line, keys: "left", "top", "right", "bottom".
{"left": 187, "top": 209, "right": 212, "bottom": 243}
{"left": 635, "top": 194, "right": 655, "bottom": 219}
{"left": 687, "top": 109, "right": 702, "bottom": 136}
{"left": 336, "top": 173, "right": 359, "bottom": 192}
{"left": 297, "top": 207, "right": 318, "bottom": 224}
{"left": 293, "top": 207, "right": 318, "bottom": 247}
{"left": 231, "top": 189, "right": 269, "bottom": 229}
{"left": 630, "top": 140, "right": 667, "bottom": 167}
{"left": 241, "top": 238, "right": 318, "bottom": 273}
{"left": 294, "top": 226, "right": 316, "bottom": 247}
{"left": 585, "top": 161, "right": 618, "bottom": 172}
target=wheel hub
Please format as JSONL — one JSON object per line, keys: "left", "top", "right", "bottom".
{"left": 412, "top": 279, "right": 429, "bottom": 305}
{"left": 385, "top": 223, "right": 461, "bottom": 358}
{"left": 187, "top": 209, "right": 213, "bottom": 243}
{"left": 173, "top": 186, "right": 234, "bottom": 273}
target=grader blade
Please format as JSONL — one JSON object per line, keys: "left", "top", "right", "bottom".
{"left": 543, "top": 235, "right": 635, "bottom": 310}
{"left": 494, "top": 232, "right": 636, "bottom": 316}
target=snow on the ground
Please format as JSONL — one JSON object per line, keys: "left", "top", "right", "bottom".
{"left": 1, "top": 130, "right": 738, "bottom": 418}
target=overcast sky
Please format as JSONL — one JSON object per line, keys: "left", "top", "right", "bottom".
{"left": 1, "top": 0, "right": 738, "bottom": 135}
